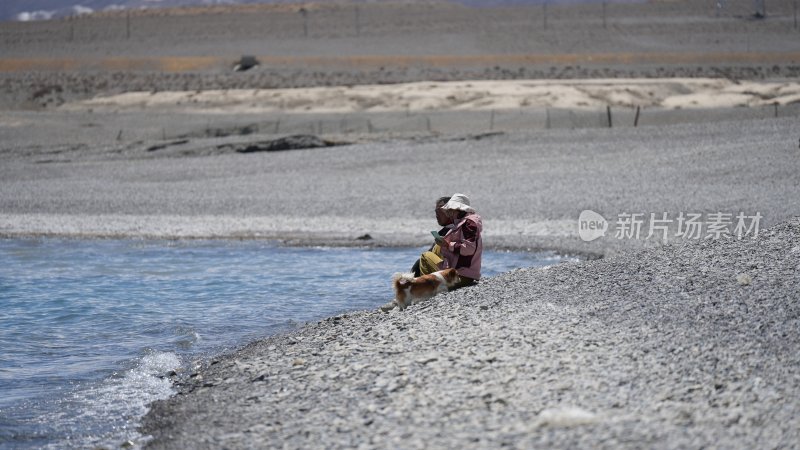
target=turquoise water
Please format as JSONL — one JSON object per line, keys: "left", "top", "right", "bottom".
{"left": 0, "top": 238, "right": 568, "bottom": 449}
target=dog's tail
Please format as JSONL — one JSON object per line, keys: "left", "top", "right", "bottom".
{"left": 392, "top": 272, "right": 415, "bottom": 290}
{"left": 391, "top": 272, "right": 415, "bottom": 310}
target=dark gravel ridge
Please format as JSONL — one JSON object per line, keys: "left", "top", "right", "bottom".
{"left": 141, "top": 217, "right": 800, "bottom": 449}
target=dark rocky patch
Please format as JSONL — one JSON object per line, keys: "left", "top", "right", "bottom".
{"left": 146, "top": 139, "right": 190, "bottom": 152}
{"left": 233, "top": 56, "right": 260, "bottom": 72}
{"left": 449, "top": 131, "right": 505, "bottom": 141}
{"left": 218, "top": 135, "right": 349, "bottom": 153}
{"left": 177, "top": 124, "right": 261, "bottom": 139}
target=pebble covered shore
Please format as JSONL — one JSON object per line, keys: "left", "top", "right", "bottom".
{"left": 141, "top": 217, "right": 799, "bottom": 449}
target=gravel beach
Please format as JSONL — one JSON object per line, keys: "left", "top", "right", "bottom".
{"left": 140, "top": 216, "right": 800, "bottom": 449}
{"left": 2, "top": 116, "right": 799, "bottom": 256}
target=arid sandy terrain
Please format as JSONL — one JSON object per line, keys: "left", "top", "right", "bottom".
{"left": 59, "top": 78, "right": 800, "bottom": 113}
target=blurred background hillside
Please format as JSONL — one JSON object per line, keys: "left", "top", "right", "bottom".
{"left": 1, "top": 0, "right": 775, "bottom": 22}
{"left": 0, "top": 0, "right": 796, "bottom": 110}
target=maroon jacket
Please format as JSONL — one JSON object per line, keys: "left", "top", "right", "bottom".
{"left": 440, "top": 213, "right": 483, "bottom": 280}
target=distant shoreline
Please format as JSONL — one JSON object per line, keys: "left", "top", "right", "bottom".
{"left": 0, "top": 213, "right": 600, "bottom": 259}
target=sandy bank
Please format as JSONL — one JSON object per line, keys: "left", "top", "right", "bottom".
{"left": 62, "top": 78, "right": 800, "bottom": 114}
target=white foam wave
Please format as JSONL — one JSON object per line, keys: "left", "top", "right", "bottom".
{"left": 44, "top": 351, "right": 181, "bottom": 449}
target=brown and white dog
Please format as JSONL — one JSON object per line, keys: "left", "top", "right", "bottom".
{"left": 391, "top": 268, "right": 459, "bottom": 310}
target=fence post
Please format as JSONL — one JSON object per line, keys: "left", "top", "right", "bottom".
{"left": 300, "top": 8, "right": 308, "bottom": 38}
{"left": 602, "top": 1, "right": 607, "bottom": 29}
{"left": 634, "top": 106, "right": 641, "bottom": 127}
{"left": 606, "top": 106, "right": 613, "bottom": 128}
{"left": 355, "top": 6, "right": 361, "bottom": 37}
{"left": 543, "top": 2, "right": 548, "bottom": 30}
{"left": 752, "top": 0, "right": 766, "bottom": 17}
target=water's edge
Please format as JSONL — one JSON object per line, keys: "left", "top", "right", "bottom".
{"left": 135, "top": 248, "right": 579, "bottom": 448}
{"left": 0, "top": 237, "right": 574, "bottom": 449}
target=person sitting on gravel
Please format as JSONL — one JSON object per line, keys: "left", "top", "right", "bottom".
{"left": 435, "top": 193, "right": 483, "bottom": 290}
{"left": 411, "top": 196, "right": 453, "bottom": 277}
{"left": 379, "top": 193, "right": 481, "bottom": 312}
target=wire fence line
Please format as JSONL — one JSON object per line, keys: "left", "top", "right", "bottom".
{"left": 2, "top": 0, "right": 798, "bottom": 45}
{"left": 128, "top": 103, "right": 798, "bottom": 141}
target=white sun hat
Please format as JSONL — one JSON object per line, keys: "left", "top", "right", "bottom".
{"left": 442, "top": 193, "right": 475, "bottom": 213}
